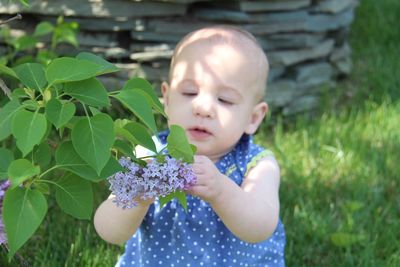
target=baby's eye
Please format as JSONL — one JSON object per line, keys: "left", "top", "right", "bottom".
{"left": 218, "top": 98, "right": 233, "bottom": 105}
{"left": 182, "top": 92, "right": 197, "bottom": 97}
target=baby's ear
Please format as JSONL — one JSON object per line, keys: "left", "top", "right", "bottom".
{"left": 161, "top": 82, "right": 170, "bottom": 106}
{"left": 245, "top": 102, "right": 268, "bottom": 135}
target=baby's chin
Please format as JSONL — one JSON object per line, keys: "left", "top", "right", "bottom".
{"left": 193, "top": 148, "right": 227, "bottom": 163}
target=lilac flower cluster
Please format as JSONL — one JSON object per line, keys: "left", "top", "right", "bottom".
{"left": 0, "top": 180, "right": 10, "bottom": 245}
{"left": 108, "top": 157, "right": 197, "bottom": 209}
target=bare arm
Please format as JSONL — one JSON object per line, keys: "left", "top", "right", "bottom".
{"left": 187, "top": 155, "right": 280, "bottom": 243}
{"left": 94, "top": 195, "right": 152, "bottom": 245}
{"left": 94, "top": 146, "right": 155, "bottom": 244}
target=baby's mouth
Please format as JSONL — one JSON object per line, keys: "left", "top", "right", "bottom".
{"left": 187, "top": 127, "right": 212, "bottom": 139}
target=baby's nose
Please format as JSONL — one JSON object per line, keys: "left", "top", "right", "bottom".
{"left": 192, "top": 95, "right": 215, "bottom": 118}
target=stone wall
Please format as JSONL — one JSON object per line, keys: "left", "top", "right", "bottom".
{"left": 0, "top": 0, "right": 358, "bottom": 115}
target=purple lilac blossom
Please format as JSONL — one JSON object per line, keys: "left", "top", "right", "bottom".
{"left": 108, "top": 157, "right": 197, "bottom": 209}
{"left": 0, "top": 180, "right": 10, "bottom": 245}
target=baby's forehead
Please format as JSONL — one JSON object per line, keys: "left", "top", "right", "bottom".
{"left": 178, "top": 28, "right": 260, "bottom": 56}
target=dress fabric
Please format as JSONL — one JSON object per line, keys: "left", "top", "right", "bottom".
{"left": 116, "top": 131, "right": 286, "bottom": 267}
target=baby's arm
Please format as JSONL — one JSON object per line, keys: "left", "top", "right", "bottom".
{"left": 93, "top": 145, "right": 154, "bottom": 245}
{"left": 94, "top": 195, "right": 152, "bottom": 245}
{"left": 187, "top": 155, "right": 280, "bottom": 243}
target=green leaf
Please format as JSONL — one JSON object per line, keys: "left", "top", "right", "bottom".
{"left": 34, "top": 182, "right": 50, "bottom": 195}
{"left": 76, "top": 52, "right": 119, "bottom": 75}
{"left": 14, "top": 35, "right": 38, "bottom": 51}
{"left": 159, "top": 192, "right": 175, "bottom": 209}
{"left": 113, "top": 139, "right": 135, "bottom": 158}
{"left": 64, "top": 78, "right": 110, "bottom": 108}
{"left": 55, "top": 172, "right": 93, "bottom": 220}
{"left": 71, "top": 113, "right": 115, "bottom": 175}
{"left": 122, "top": 77, "right": 166, "bottom": 117}
{"left": 159, "top": 190, "right": 187, "bottom": 212}
{"left": 36, "top": 49, "right": 57, "bottom": 65}
{"left": 0, "top": 99, "right": 21, "bottom": 141}
{"left": 124, "top": 121, "right": 157, "bottom": 153}
{"left": 31, "top": 141, "right": 51, "bottom": 169}
{"left": 113, "top": 89, "right": 157, "bottom": 133}
{"left": 89, "top": 106, "right": 101, "bottom": 116}
{"left": 0, "top": 148, "right": 14, "bottom": 179}
{"left": 45, "top": 99, "right": 75, "bottom": 129}
{"left": 12, "top": 109, "right": 47, "bottom": 156}
{"left": 167, "top": 125, "right": 194, "bottom": 163}
{"left": 33, "top": 21, "right": 54, "bottom": 37}
{"left": 100, "top": 156, "right": 124, "bottom": 179}
{"left": 63, "top": 116, "right": 81, "bottom": 130}
{"left": 22, "top": 99, "right": 40, "bottom": 111}
{"left": 54, "top": 26, "right": 78, "bottom": 48}
{"left": 13, "top": 63, "right": 47, "bottom": 92}
{"left": 11, "top": 88, "right": 27, "bottom": 99}
{"left": 114, "top": 119, "right": 140, "bottom": 146}
{"left": 0, "top": 64, "right": 18, "bottom": 79}
{"left": 7, "top": 159, "right": 40, "bottom": 189}
{"left": 56, "top": 141, "right": 122, "bottom": 181}
{"left": 3, "top": 187, "right": 47, "bottom": 260}
{"left": 46, "top": 57, "right": 102, "bottom": 85}
{"left": 190, "top": 144, "right": 197, "bottom": 154}
{"left": 19, "top": 0, "right": 30, "bottom": 7}
{"left": 175, "top": 190, "right": 188, "bottom": 212}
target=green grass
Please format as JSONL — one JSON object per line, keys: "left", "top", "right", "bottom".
{"left": 2, "top": 0, "right": 400, "bottom": 266}
{"left": 257, "top": 100, "right": 400, "bottom": 266}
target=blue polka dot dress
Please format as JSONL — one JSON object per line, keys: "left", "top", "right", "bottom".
{"left": 116, "top": 131, "right": 286, "bottom": 267}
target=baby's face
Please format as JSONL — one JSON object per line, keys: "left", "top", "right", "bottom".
{"left": 163, "top": 40, "right": 267, "bottom": 162}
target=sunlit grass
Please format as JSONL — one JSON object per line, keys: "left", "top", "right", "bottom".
{"left": 256, "top": 100, "right": 400, "bottom": 266}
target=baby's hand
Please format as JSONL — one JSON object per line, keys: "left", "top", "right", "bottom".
{"left": 186, "top": 155, "right": 224, "bottom": 203}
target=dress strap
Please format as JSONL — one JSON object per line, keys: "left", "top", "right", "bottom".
{"left": 244, "top": 149, "right": 274, "bottom": 176}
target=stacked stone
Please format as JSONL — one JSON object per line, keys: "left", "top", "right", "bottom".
{"left": 0, "top": 0, "right": 358, "bottom": 115}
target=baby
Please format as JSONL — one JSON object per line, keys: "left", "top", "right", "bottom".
{"left": 94, "top": 25, "right": 285, "bottom": 266}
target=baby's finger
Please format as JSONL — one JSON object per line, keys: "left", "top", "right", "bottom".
{"left": 185, "top": 185, "right": 208, "bottom": 199}
{"left": 191, "top": 173, "right": 204, "bottom": 186}
{"left": 194, "top": 155, "right": 208, "bottom": 164}
{"left": 192, "top": 163, "right": 205, "bottom": 175}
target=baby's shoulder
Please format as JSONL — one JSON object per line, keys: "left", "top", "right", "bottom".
{"left": 245, "top": 151, "right": 279, "bottom": 176}
{"left": 243, "top": 140, "right": 276, "bottom": 171}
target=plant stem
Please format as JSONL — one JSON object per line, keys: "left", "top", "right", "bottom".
{"left": 108, "top": 91, "right": 120, "bottom": 96}
{"left": 82, "top": 104, "right": 90, "bottom": 117}
{"left": 137, "top": 154, "right": 163, "bottom": 160}
{"left": 158, "top": 146, "right": 167, "bottom": 155}
{"left": 39, "top": 165, "right": 61, "bottom": 178}
{"left": 0, "top": 78, "right": 11, "bottom": 99}
{"left": 0, "top": 14, "right": 22, "bottom": 25}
